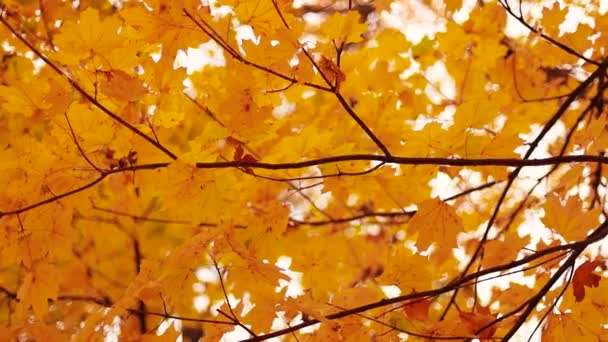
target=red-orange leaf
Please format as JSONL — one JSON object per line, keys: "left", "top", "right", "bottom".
{"left": 572, "top": 260, "right": 602, "bottom": 302}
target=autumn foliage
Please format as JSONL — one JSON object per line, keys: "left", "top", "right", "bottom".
{"left": 1, "top": 0, "right": 608, "bottom": 340}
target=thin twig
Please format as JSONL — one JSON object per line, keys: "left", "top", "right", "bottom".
{"left": 498, "top": 0, "right": 600, "bottom": 66}
{"left": 241, "top": 221, "right": 608, "bottom": 341}
{"left": 211, "top": 256, "right": 258, "bottom": 338}
{"left": 0, "top": 11, "right": 178, "bottom": 160}
{"left": 182, "top": 9, "right": 331, "bottom": 92}
{"left": 8, "top": 153, "right": 608, "bottom": 218}
{"left": 64, "top": 112, "right": 103, "bottom": 172}
{"left": 441, "top": 60, "right": 607, "bottom": 319}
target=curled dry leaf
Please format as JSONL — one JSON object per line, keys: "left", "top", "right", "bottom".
{"left": 319, "top": 56, "right": 346, "bottom": 89}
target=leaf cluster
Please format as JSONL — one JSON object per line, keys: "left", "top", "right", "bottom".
{"left": 1, "top": 0, "right": 608, "bottom": 341}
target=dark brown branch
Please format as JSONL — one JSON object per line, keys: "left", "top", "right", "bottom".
{"left": 211, "top": 257, "right": 257, "bottom": 338}
{"left": 442, "top": 60, "right": 607, "bottom": 318}
{"left": 327, "top": 303, "right": 488, "bottom": 341}
{"left": 461, "top": 252, "right": 569, "bottom": 291}
{"left": 8, "top": 154, "right": 608, "bottom": 218}
{"left": 92, "top": 205, "right": 193, "bottom": 225}
{"left": 525, "top": 266, "right": 574, "bottom": 341}
{"left": 64, "top": 112, "right": 103, "bottom": 172}
{"left": 270, "top": 0, "right": 290, "bottom": 30}
{"left": 241, "top": 222, "right": 608, "bottom": 341}
{"left": 246, "top": 161, "right": 386, "bottom": 183}
{"left": 265, "top": 81, "right": 295, "bottom": 93}
{"left": 194, "top": 154, "right": 608, "bottom": 170}
{"left": 298, "top": 43, "right": 394, "bottom": 157}
{"left": 183, "top": 93, "right": 225, "bottom": 127}
{"left": 0, "top": 286, "right": 16, "bottom": 300}
{"left": 335, "top": 92, "right": 392, "bottom": 156}
{"left": 182, "top": 9, "right": 331, "bottom": 93}
{"left": 502, "top": 84, "right": 604, "bottom": 232}
{"left": 0, "top": 10, "right": 178, "bottom": 161}
{"left": 501, "top": 246, "right": 584, "bottom": 339}
{"left": 498, "top": 0, "right": 601, "bottom": 66}
{"left": 0, "top": 173, "right": 108, "bottom": 217}
{"left": 289, "top": 211, "right": 412, "bottom": 226}
{"left": 132, "top": 237, "right": 147, "bottom": 334}
{"left": 125, "top": 308, "right": 235, "bottom": 325}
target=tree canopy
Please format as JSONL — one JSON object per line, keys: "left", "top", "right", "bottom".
{"left": 0, "top": 0, "right": 607, "bottom": 340}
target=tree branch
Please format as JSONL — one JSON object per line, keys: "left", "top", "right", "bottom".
{"left": 240, "top": 220, "right": 608, "bottom": 341}
{"left": 7, "top": 154, "right": 608, "bottom": 218}
{"left": 498, "top": 0, "right": 601, "bottom": 66}
{"left": 0, "top": 9, "right": 178, "bottom": 161}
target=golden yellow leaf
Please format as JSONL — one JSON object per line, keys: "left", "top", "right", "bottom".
{"left": 99, "top": 69, "right": 148, "bottom": 103}
{"left": 1, "top": 0, "right": 606, "bottom": 340}
{"left": 542, "top": 193, "right": 600, "bottom": 241}
{"left": 541, "top": 2, "right": 567, "bottom": 36}
{"left": 408, "top": 199, "right": 463, "bottom": 265}
{"left": 320, "top": 11, "right": 368, "bottom": 44}
{"left": 53, "top": 8, "right": 124, "bottom": 65}
{"left": 543, "top": 313, "right": 598, "bottom": 342}
{"left": 16, "top": 263, "right": 59, "bottom": 319}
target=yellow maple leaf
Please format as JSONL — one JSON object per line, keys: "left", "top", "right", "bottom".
{"left": 320, "top": 11, "right": 368, "bottom": 44}
{"left": 0, "top": 82, "right": 50, "bottom": 116}
{"left": 543, "top": 313, "right": 598, "bottom": 341}
{"left": 225, "top": 228, "right": 290, "bottom": 286}
{"left": 481, "top": 231, "right": 529, "bottom": 269}
{"left": 542, "top": 193, "right": 600, "bottom": 241}
{"left": 408, "top": 199, "right": 463, "bottom": 265}
{"left": 16, "top": 263, "right": 59, "bottom": 319}
{"left": 99, "top": 69, "right": 148, "bottom": 103}
{"left": 561, "top": 24, "right": 593, "bottom": 54}
{"left": 53, "top": 8, "right": 124, "bottom": 65}
{"left": 541, "top": 2, "right": 567, "bottom": 37}
{"left": 380, "top": 247, "right": 433, "bottom": 290}
{"left": 228, "top": 0, "right": 287, "bottom": 36}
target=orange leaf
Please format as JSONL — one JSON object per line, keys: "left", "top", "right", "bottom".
{"left": 319, "top": 56, "right": 346, "bottom": 89}
{"left": 408, "top": 199, "right": 463, "bottom": 265}
{"left": 16, "top": 263, "right": 59, "bottom": 319}
{"left": 404, "top": 299, "right": 431, "bottom": 321}
{"left": 542, "top": 193, "right": 600, "bottom": 241}
{"left": 99, "top": 69, "right": 148, "bottom": 102}
{"left": 459, "top": 309, "right": 497, "bottom": 339}
{"left": 541, "top": 2, "right": 567, "bottom": 36}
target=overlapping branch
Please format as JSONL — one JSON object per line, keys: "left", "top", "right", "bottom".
{"left": 0, "top": 285, "right": 235, "bottom": 326}
{"left": 1, "top": 2, "right": 607, "bottom": 341}
{"left": 441, "top": 58, "right": 608, "bottom": 319}
{"left": 4, "top": 154, "right": 608, "bottom": 218}
{"left": 0, "top": 220, "right": 603, "bottom": 340}
{"left": 0, "top": 8, "right": 178, "bottom": 161}
{"left": 183, "top": 7, "right": 393, "bottom": 157}
{"left": 240, "top": 220, "right": 608, "bottom": 341}
{"left": 498, "top": 0, "right": 601, "bottom": 67}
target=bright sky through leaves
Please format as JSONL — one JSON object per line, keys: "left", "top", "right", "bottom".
{"left": 1, "top": 0, "right": 608, "bottom": 341}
